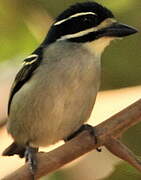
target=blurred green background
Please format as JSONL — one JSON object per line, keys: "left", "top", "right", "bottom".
{"left": 0, "top": 0, "right": 141, "bottom": 180}
{"left": 0, "top": 0, "right": 140, "bottom": 90}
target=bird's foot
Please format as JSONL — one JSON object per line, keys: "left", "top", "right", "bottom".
{"left": 25, "top": 146, "right": 38, "bottom": 179}
{"left": 64, "top": 124, "right": 102, "bottom": 152}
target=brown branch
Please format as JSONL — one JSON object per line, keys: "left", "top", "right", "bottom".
{"left": 2, "top": 99, "right": 141, "bottom": 180}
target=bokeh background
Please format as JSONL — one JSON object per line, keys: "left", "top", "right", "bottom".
{"left": 0, "top": 0, "right": 141, "bottom": 179}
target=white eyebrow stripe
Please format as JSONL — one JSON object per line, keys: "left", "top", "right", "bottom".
{"left": 54, "top": 12, "right": 96, "bottom": 26}
{"left": 57, "top": 27, "right": 98, "bottom": 41}
{"left": 57, "top": 18, "right": 116, "bottom": 41}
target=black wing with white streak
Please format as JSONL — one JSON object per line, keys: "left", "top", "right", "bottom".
{"left": 8, "top": 47, "right": 43, "bottom": 115}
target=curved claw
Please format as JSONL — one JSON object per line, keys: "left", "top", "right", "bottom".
{"left": 65, "top": 124, "right": 102, "bottom": 152}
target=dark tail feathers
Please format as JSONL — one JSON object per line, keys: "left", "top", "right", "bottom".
{"left": 2, "top": 142, "right": 26, "bottom": 158}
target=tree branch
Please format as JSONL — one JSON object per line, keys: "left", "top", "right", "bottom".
{"left": 2, "top": 99, "right": 141, "bottom": 180}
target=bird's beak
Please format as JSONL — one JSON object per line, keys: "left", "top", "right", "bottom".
{"left": 99, "top": 22, "right": 138, "bottom": 38}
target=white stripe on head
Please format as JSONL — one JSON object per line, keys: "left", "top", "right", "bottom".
{"left": 58, "top": 27, "right": 98, "bottom": 41}
{"left": 54, "top": 12, "right": 96, "bottom": 26}
{"left": 57, "top": 18, "right": 116, "bottom": 41}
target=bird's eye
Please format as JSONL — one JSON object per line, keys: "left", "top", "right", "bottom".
{"left": 83, "top": 17, "right": 91, "bottom": 22}
{"left": 82, "top": 15, "right": 97, "bottom": 25}
{"left": 83, "top": 17, "right": 88, "bottom": 21}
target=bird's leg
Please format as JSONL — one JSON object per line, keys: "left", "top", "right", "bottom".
{"left": 25, "top": 145, "right": 38, "bottom": 177}
{"left": 64, "top": 124, "right": 101, "bottom": 152}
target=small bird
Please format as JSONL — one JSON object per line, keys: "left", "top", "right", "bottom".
{"left": 3, "top": 1, "right": 137, "bottom": 175}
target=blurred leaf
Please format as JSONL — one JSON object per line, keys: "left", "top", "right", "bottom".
{"left": 0, "top": 0, "right": 140, "bottom": 88}
{"left": 0, "top": 0, "right": 51, "bottom": 62}
{"left": 122, "top": 122, "right": 141, "bottom": 155}
{"left": 101, "top": 161, "right": 141, "bottom": 180}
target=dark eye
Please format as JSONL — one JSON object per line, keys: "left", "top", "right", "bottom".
{"left": 83, "top": 17, "right": 92, "bottom": 22}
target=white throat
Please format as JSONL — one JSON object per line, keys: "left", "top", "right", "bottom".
{"left": 85, "top": 37, "right": 114, "bottom": 57}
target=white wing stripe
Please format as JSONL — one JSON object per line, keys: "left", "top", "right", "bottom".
{"left": 57, "top": 18, "right": 116, "bottom": 40}
{"left": 22, "top": 54, "right": 38, "bottom": 66}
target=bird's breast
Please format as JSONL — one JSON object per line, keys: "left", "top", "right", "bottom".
{"left": 8, "top": 42, "right": 101, "bottom": 147}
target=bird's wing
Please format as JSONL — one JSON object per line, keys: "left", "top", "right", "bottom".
{"left": 8, "top": 48, "right": 43, "bottom": 115}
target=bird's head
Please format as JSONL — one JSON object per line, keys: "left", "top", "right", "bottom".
{"left": 44, "top": 2, "right": 138, "bottom": 54}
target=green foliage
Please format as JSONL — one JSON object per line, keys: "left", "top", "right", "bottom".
{"left": 0, "top": 0, "right": 41, "bottom": 61}
{"left": 122, "top": 122, "right": 141, "bottom": 156}
{"left": 0, "top": 22, "right": 38, "bottom": 61}
{"left": 0, "top": 0, "right": 140, "bottom": 89}
{"left": 38, "top": 0, "right": 86, "bottom": 17}
{"left": 102, "top": 162, "right": 141, "bottom": 180}
{"left": 0, "top": 1, "right": 140, "bottom": 179}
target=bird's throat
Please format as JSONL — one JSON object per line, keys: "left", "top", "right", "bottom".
{"left": 85, "top": 37, "right": 114, "bottom": 57}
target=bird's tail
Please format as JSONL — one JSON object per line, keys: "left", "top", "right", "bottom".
{"left": 2, "top": 142, "right": 26, "bottom": 158}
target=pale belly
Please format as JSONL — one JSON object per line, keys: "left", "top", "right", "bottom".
{"left": 7, "top": 44, "right": 101, "bottom": 147}
{"left": 8, "top": 78, "right": 99, "bottom": 147}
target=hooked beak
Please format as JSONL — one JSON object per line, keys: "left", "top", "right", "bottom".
{"left": 98, "top": 22, "right": 138, "bottom": 38}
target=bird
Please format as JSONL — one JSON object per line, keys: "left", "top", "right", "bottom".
{"left": 3, "top": 1, "right": 137, "bottom": 176}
